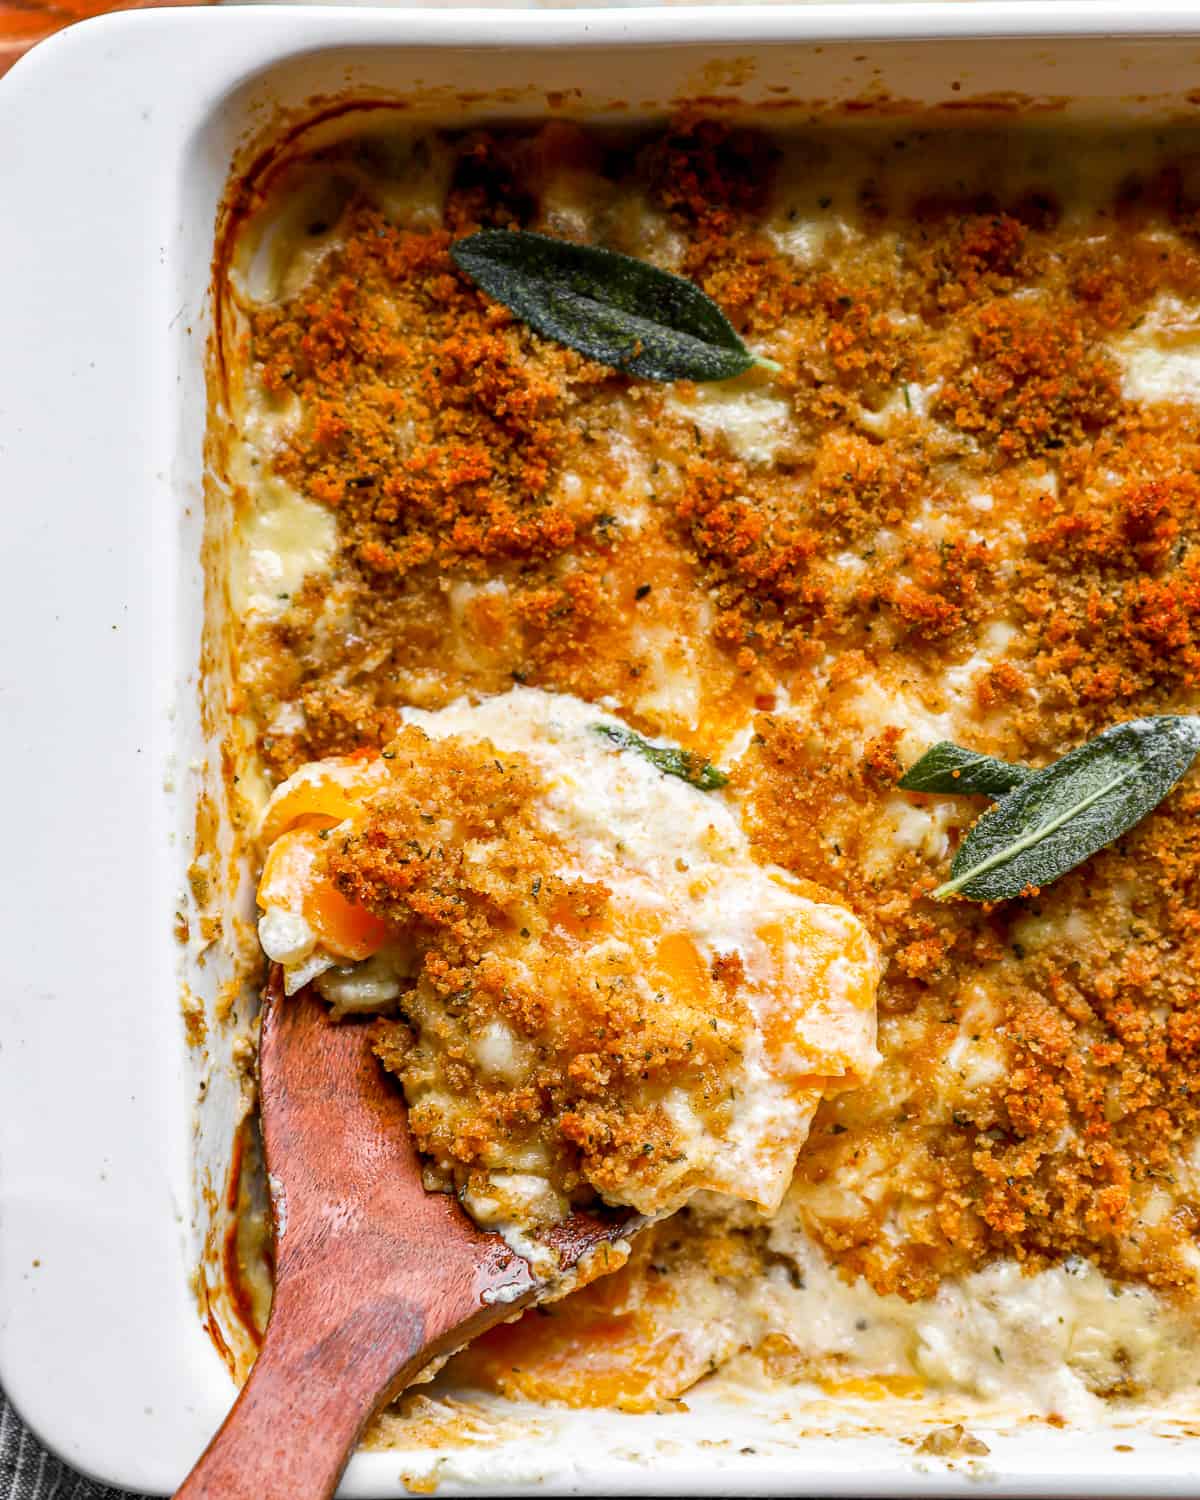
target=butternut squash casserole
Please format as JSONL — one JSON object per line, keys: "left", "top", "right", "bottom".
{"left": 218, "top": 119, "right": 1200, "bottom": 1422}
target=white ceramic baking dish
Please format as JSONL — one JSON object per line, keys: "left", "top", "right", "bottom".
{"left": 7, "top": 4, "right": 1200, "bottom": 1492}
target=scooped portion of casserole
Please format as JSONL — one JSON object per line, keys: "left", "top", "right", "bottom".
{"left": 257, "top": 688, "right": 880, "bottom": 1244}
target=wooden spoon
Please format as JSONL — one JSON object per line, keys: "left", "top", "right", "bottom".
{"left": 175, "top": 968, "right": 639, "bottom": 1500}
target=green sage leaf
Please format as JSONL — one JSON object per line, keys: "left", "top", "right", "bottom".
{"left": 899, "top": 742, "right": 1034, "bottom": 797}
{"left": 450, "top": 229, "right": 765, "bottom": 383}
{"left": 593, "top": 723, "right": 728, "bottom": 790}
{"left": 934, "top": 715, "right": 1200, "bottom": 901}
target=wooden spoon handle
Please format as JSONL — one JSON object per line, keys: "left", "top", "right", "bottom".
{"left": 175, "top": 1290, "right": 429, "bottom": 1500}
{"left": 174, "top": 984, "right": 543, "bottom": 1499}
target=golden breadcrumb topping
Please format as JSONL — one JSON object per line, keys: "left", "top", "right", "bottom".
{"left": 226, "top": 117, "right": 1200, "bottom": 1404}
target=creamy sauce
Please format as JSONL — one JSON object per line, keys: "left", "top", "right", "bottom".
{"left": 720, "top": 1223, "right": 1200, "bottom": 1420}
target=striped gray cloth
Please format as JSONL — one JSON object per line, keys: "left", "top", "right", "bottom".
{"left": 0, "top": 1392, "right": 146, "bottom": 1500}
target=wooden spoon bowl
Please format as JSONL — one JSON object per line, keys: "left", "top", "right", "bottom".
{"left": 176, "top": 969, "right": 640, "bottom": 1500}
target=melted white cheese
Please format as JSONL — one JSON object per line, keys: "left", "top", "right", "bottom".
{"left": 461, "top": 1173, "right": 571, "bottom": 1280}
{"left": 1111, "top": 293, "right": 1200, "bottom": 403}
{"left": 666, "top": 381, "right": 794, "bottom": 465}
{"left": 257, "top": 907, "right": 316, "bottom": 967}
{"left": 233, "top": 479, "right": 338, "bottom": 621}
{"left": 315, "top": 950, "right": 411, "bottom": 1012}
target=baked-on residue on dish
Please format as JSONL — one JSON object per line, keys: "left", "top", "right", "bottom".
{"left": 213, "top": 117, "right": 1200, "bottom": 1424}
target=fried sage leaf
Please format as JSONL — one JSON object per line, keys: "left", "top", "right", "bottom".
{"left": 450, "top": 230, "right": 769, "bottom": 383}
{"left": 934, "top": 716, "right": 1200, "bottom": 901}
{"left": 899, "top": 742, "right": 1034, "bottom": 797}
{"left": 593, "top": 723, "right": 729, "bottom": 791}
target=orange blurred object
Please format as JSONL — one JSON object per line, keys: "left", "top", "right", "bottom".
{"left": 0, "top": 0, "right": 207, "bottom": 79}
